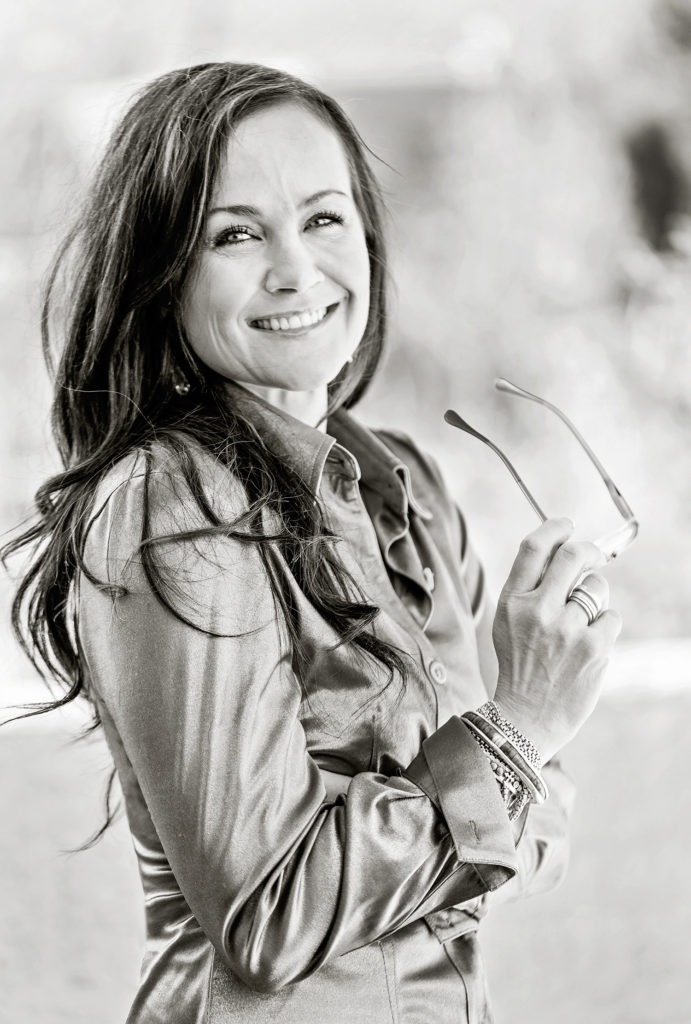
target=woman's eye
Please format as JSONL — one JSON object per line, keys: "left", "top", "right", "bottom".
{"left": 210, "top": 225, "right": 257, "bottom": 247}
{"left": 306, "top": 210, "right": 345, "bottom": 230}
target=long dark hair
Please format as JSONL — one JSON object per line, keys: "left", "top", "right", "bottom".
{"left": 2, "top": 62, "right": 407, "bottom": 752}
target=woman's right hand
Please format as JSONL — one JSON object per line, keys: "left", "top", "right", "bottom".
{"left": 492, "top": 518, "right": 623, "bottom": 763}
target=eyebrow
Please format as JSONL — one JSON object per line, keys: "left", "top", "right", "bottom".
{"left": 208, "top": 189, "right": 349, "bottom": 217}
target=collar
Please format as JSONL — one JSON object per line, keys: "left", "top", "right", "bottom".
{"left": 328, "top": 410, "right": 432, "bottom": 522}
{"left": 224, "top": 382, "right": 432, "bottom": 522}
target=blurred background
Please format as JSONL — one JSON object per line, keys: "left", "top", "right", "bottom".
{"left": 1, "top": 1, "right": 689, "bottom": 1022}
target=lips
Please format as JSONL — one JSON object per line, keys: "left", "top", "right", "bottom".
{"left": 249, "top": 302, "right": 339, "bottom": 332}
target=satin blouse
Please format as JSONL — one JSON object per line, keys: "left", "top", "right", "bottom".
{"left": 77, "top": 383, "right": 575, "bottom": 1024}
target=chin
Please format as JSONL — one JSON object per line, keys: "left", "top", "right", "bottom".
{"left": 269, "top": 359, "right": 353, "bottom": 393}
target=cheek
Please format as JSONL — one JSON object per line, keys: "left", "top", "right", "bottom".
{"left": 182, "top": 261, "right": 244, "bottom": 342}
{"left": 181, "top": 264, "right": 210, "bottom": 335}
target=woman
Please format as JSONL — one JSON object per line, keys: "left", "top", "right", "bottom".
{"left": 6, "top": 62, "right": 621, "bottom": 1023}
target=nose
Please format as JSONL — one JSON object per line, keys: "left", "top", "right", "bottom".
{"left": 263, "top": 235, "right": 324, "bottom": 294}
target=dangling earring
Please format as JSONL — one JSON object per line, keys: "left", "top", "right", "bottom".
{"left": 173, "top": 375, "right": 191, "bottom": 396}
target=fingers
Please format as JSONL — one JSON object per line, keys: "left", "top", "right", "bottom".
{"left": 588, "top": 607, "right": 623, "bottom": 643}
{"left": 564, "top": 571, "right": 610, "bottom": 627}
{"left": 539, "top": 539, "right": 607, "bottom": 602}
{"left": 504, "top": 518, "right": 575, "bottom": 593}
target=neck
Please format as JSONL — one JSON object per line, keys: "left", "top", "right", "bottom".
{"left": 235, "top": 383, "right": 328, "bottom": 431}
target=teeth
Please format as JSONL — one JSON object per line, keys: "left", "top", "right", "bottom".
{"left": 253, "top": 306, "right": 329, "bottom": 331}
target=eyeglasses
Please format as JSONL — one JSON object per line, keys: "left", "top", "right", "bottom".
{"left": 444, "top": 378, "right": 638, "bottom": 562}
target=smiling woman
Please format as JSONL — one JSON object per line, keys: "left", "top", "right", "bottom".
{"left": 182, "top": 104, "right": 371, "bottom": 414}
{"left": 2, "top": 62, "right": 622, "bottom": 1024}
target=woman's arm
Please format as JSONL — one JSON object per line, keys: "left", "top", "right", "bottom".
{"left": 398, "top": 429, "right": 579, "bottom": 901}
{"left": 319, "top": 600, "right": 577, "bottom": 901}
{"left": 469, "top": 544, "right": 577, "bottom": 900}
{"left": 78, "top": 455, "right": 522, "bottom": 993}
{"left": 81, "top": 446, "right": 617, "bottom": 991}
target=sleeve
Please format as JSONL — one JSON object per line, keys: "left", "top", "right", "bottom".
{"left": 488, "top": 757, "right": 576, "bottom": 904}
{"left": 453, "top": 525, "right": 576, "bottom": 900}
{"left": 465, "top": 572, "right": 576, "bottom": 900}
{"left": 376, "top": 431, "right": 576, "bottom": 900}
{"left": 77, "top": 451, "right": 524, "bottom": 993}
{"left": 458, "top": 531, "right": 577, "bottom": 903}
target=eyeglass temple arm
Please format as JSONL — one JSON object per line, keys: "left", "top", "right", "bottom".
{"left": 443, "top": 409, "right": 548, "bottom": 522}
{"left": 495, "top": 378, "right": 636, "bottom": 521}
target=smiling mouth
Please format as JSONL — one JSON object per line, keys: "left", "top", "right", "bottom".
{"left": 249, "top": 302, "right": 339, "bottom": 333}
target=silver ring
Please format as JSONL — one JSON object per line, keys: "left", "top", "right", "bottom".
{"left": 567, "top": 585, "right": 602, "bottom": 625}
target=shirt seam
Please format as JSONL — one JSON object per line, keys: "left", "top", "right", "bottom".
{"left": 379, "top": 939, "right": 400, "bottom": 1024}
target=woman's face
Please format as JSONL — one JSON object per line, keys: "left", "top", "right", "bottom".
{"left": 181, "top": 102, "right": 371, "bottom": 395}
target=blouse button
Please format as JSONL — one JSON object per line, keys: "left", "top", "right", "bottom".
{"left": 428, "top": 660, "right": 447, "bottom": 685}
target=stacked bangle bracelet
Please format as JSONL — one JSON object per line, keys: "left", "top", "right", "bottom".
{"left": 461, "top": 702, "right": 549, "bottom": 808}
{"left": 476, "top": 701, "right": 542, "bottom": 769}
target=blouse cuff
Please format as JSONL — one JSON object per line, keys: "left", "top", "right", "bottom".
{"left": 404, "top": 716, "right": 520, "bottom": 888}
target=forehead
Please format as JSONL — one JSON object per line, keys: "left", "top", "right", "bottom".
{"left": 212, "top": 103, "right": 353, "bottom": 206}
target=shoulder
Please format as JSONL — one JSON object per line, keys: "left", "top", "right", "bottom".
{"left": 83, "top": 435, "right": 251, "bottom": 583}
{"left": 80, "top": 436, "right": 277, "bottom": 635}
{"left": 91, "top": 434, "right": 249, "bottom": 524}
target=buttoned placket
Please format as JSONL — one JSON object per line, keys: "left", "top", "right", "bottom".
{"left": 319, "top": 444, "right": 458, "bottom": 730}
{"left": 222, "top": 385, "right": 472, "bottom": 732}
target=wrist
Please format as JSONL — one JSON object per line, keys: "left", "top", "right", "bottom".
{"left": 476, "top": 701, "right": 544, "bottom": 767}
{"left": 461, "top": 704, "right": 550, "bottom": 809}
{"left": 491, "top": 694, "right": 552, "bottom": 765}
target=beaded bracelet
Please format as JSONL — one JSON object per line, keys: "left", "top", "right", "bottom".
{"left": 461, "top": 710, "right": 549, "bottom": 805}
{"left": 476, "top": 701, "right": 543, "bottom": 771}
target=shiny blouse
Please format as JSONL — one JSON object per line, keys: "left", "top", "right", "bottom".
{"left": 77, "top": 383, "right": 575, "bottom": 1024}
